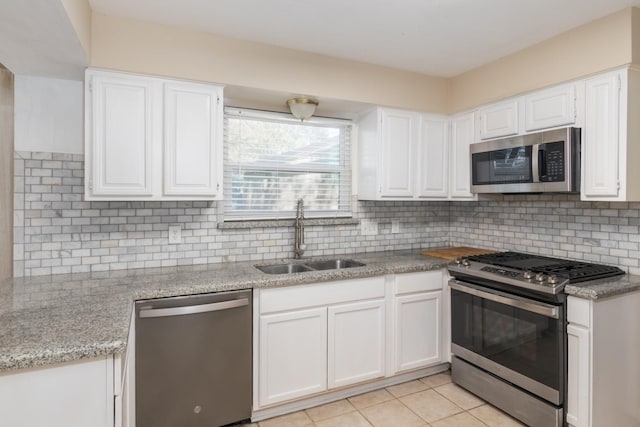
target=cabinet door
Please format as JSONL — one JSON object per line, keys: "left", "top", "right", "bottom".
{"left": 450, "top": 113, "right": 476, "bottom": 199}
{"left": 417, "top": 115, "right": 448, "bottom": 198}
{"left": 567, "top": 323, "right": 590, "bottom": 427}
{"left": 524, "top": 84, "right": 576, "bottom": 131}
{"left": 328, "top": 299, "right": 385, "bottom": 389}
{"left": 477, "top": 100, "right": 518, "bottom": 140}
{"left": 0, "top": 357, "right": 114, "bottom": 427}
{"left": 379, "top": 109, "right": 418, "bottom": 198}
{"left": 394, "top": 291, "right": 442, "bottom": 373}
{"left": 582, "top": 72, "right": 621, "bottom": 199}
{"left": 259, "top": 307, "right": 327, "bottom": 406}
{"left": 88, "top": 72, "right": 155, "bottom": 197}
{"left": 163, "top": 82, "right": 223, "bottom": 198}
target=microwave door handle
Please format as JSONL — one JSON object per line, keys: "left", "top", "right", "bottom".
{"left": 532, "top": 144, "right": 540, "bottom": 183}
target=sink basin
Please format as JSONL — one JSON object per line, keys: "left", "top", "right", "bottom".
{"left": 255, "top": 259, "right": 366, "bottom": 274}
{"left": 304, "top": 259, "right": 366, "bottom": 270}
{"left": 255, "top": 263, "right": 313, "bottom": 274}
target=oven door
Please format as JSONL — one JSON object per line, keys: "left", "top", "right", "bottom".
{"left": 450, "top": 280, "right": 565, "bottom": 405}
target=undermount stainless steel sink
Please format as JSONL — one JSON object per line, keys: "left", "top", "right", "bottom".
{"left": 303, "top": 259, "right": 366, "bottom": 271}
{"left": 255, "top": 259, "right": 366, "bottom": 274}
{"left": 255, "top": 263, "right": 313, "bottom": 274}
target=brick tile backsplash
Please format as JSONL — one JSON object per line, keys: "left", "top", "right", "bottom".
{"left": 13, "top": 151, "right": 449, "bottom": 277}
{"left": 450, "top": 195, "right": 640, "bottom": 275}
{"left": 14, "top": 151, "right": 640, "bottom": 277}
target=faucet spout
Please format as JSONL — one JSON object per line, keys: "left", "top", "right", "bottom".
{"left": 294, "top": 198, "right": 306, "bottom": 259}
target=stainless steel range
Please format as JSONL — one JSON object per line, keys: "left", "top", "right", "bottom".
{"left": 447, "top": 252, "right": 623, "bottom": 427}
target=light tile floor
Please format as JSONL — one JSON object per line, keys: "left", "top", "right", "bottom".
{"left": 244, "top": 371, "right": 525, "bottom": 427}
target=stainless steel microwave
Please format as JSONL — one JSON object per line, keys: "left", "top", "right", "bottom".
{"left": 470, "top": 127, "right": 581, "bottom": 194}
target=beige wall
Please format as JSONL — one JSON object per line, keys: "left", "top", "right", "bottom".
{"left": 61, "top": 0, "right": 92, "bottom": 59}
{"left": 632, "top": 8, "right": 640, "bottom": 64}
{"left": 90, "top": 13, "right": 449, "bottom": 114}
{"left": 0, "top": 64, "right": 13, "bottom": 280}
{"left": 449, "top": 8, "right": 634, "bottom": 113}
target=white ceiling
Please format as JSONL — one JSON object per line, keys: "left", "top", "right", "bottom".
{"left": 90, "top": 0, "right": 640, "bottom": 77}
{"left": 0, "top": 0, "right": 87, "bottom": 79}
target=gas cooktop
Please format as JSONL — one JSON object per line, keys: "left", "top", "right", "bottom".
{"left": 448, "top": 251, "right": 624, "bottom": 295}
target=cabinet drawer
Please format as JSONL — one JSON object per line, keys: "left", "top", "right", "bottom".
{"left": 395, "top": 270, "right": 443, "bottom": 295}
{"left": 260, "top": 277, "right": 385, "bottom": 314}
{"left": 567, "top": 296, "right": 591, "bottom": 327}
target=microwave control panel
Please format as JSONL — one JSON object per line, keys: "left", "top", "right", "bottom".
{"left": 539, "top": 141, "right": 565, "bottom": 182}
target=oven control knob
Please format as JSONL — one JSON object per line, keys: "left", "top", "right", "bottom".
{"left": 523, "top": 270, "right": 534, "bottom": 279}
{"left": 548, "top": 275, "right": 558, "bottom": 284}
{"left": 454, "top": 258, "right": 462, "bottom": 265}
{"left": 462, "top": 258, "right": 470, "bottom": 267}
{"left": 535, "top": 272, "right": 546, "bottom": 282}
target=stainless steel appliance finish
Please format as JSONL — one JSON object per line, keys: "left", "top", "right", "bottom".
{"left": 452, "top": 357, "right": 563, "bottom": 427}
{"left": 293, "top": 198, "right": 306, "bottom": 259}
{"left": 470, "top": 127, "right": 580, "bottom": 194}
{"left": 448, "top": 251, "right": 624, "bottom": 427}
{"left": 136, "top": 289, "right": 252, "bottom": 427}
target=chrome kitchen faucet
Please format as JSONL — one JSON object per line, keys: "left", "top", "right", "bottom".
{"left": 294, "top": 198, "right": 306, "bottom": 259}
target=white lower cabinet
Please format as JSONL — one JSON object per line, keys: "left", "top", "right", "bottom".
{"left": 256, "top": 276, "right": 385, "bottom": 408}
{"left": 0, "top": 356, "right": 119, "bottom": 427}
{"left": 392, "top": 270, "right": 443, "bottom": 373}
{"left": 259, "top": 307, "right": 328, "bottom": 406}
{"left": 255, "top": 271, "right": 447, "bottom": 412}
{"left": 566, "top": 293, "right": 640, "bottom": 427}
{"left": 328, "top": 299, "right": 385, "bottom": 388}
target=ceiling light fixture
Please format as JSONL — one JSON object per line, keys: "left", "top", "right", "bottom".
{"left": 287, "top": 97, "right": 318, "bottom": 122}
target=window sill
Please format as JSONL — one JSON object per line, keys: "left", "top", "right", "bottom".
{"left": 217, "top": 217, "right": 360, "bottom": 229}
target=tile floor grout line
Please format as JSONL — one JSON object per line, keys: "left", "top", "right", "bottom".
{"left": 254, "top": 371, "right": 524, "bottom": 427}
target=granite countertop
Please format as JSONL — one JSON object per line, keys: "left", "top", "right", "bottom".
{"left": 0, "top": 250, "right": 448, "bottom": 372}
{"left": 2, "top": 249, "right": 639, "bottom": 374}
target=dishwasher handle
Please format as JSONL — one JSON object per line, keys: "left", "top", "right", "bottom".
{"left": 139, "top": 298, "right": 249, "bottom": 319}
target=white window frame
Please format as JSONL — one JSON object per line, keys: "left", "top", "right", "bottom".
{"left": 223, "top": 107, "right": 353, "bottom": 221}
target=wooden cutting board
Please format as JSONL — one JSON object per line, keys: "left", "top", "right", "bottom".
{"left": 420, "top": 247, "right": 497, "bottom": 261}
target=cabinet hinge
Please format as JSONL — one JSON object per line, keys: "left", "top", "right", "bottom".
{"left": 89, "top": 80, "right": 93, "bottom": 92}
{"left": 89, "top": 179, "right": 93, "bottom": 191}
{"left": 617, "top": 75, "right": 622, "bottom": 92}
{"left": 617, "top": 179, "right": 621, "bottom": 190}
{"left": 216, "top": 96, "right": 220, "bottom": 105}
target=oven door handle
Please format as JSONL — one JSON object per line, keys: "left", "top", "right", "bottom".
{"left": 450, "top": 280, "right": 560, "bottom": 319}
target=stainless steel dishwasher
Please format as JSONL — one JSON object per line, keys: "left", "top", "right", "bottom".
{"left": 135, "top": 289, "right": 252, "bottom": 427}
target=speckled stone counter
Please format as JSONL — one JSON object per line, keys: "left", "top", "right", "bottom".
{"left": 4, "top": 249, "right": 640, "bottom": 374}
{"left": 564, "top": 274, "right": 640, "bottom": 300}
{"left": 0, "top": 250, "right": 448, "bottom": 372}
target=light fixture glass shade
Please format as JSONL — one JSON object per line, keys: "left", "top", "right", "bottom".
{"left": 287, "top": 97, "right": 318, "bottom": 121}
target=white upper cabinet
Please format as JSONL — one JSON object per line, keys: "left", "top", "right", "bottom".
{"left": 524, "top": 84, "right": 576, "bottom": 131}
{"left": 450, "top": 112, "right": 477, "bottom": 199}
{"left": 87, "top": 72, "right": 156, "bottom": 197}
{"left": 581, "top": 67, "right": 640, "bottom": 201}
{"left": 163, "top": 81, "right": 223, "bottom": 197}
{"left": 380, "top": 108, "right": 418, "bottom": 197}
{"left": 357, "top": 107, "right": 469, "bottom": 201}
{"left": 417, "top": 115, "right": 449, "bottom": 198}
{"left": 477, "top": 100, "right": 518, "bottom": 140}
{"left": 85, "top": 69, "right": 224, "bottom": 200}
{"left": 582, "top": 71, "right": 620, "bottom": 199}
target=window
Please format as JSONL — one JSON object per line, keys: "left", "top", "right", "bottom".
{"left": 224, "top": 108, "right": 352, "bottom": 220}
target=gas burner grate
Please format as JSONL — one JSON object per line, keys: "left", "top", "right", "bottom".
{"left": 467, "top": 251, "right": 624, "bottom": 283}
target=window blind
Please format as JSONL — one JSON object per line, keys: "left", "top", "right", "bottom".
{"left": 223, "top": 107, "right": 352, "bottom": 220}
